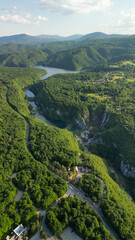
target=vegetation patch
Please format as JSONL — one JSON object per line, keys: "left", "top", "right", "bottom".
{"left": 0, "top": 67, "right": 67, "bottom": 239}
{"left": 29, "top": 118, "right": 80, "bottom": 168}
{"left": 81, "top": 152, "right": 135, "bottom": 240}
{"left": 80, "top": 174, "right": 103, "bottom": 202}
{"left": 46, "top": 196, "right": 114, "bottom": 240}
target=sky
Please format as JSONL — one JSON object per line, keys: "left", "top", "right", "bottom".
{"left": 0, "top": 0, "right": 135, "bottom": 37}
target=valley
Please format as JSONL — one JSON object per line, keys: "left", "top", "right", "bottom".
{"left": 0, "top": 34, "right": 135, "bottom": 240}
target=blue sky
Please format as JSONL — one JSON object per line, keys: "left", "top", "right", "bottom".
{"left": 0, "top": 0, "right": 135, "bottom": 36}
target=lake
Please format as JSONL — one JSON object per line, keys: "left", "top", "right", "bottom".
{"left": 25, "top": 66, "right": 78, "bottom": 129}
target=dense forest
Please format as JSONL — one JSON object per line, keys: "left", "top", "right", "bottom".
{"left": 1, "top": 35, "right": 135, "bottom": 70}
{"left": 81, "top": 153, "right": 135, "bottom": 240}
{"left": 30, "top": 64, "right": 135, "bottom": 175}
{"left": 0, "top": 34, "right": 135, "bottom": 240}
{"left": 46, "top": 196, "right": 114, "bottom": 240}
{"left": 79, "top": 174, "right": 103, "bottom": 203}
{"left": 0, "top": 67, "right": 68, "bottom": 238}
{"left": 29, "top": 118, "right": 80, "bottom": 168}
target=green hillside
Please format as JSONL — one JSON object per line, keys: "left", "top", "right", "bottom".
{"left": 0, "top": 67, "right": 68, "bottom": 238}
{"left": 1, "top": 35, "right": 135, "bottom": 70}
{"left": 46, "top": 196, "right": 114, "bottom": 240}
{"left": 30, "top": 65, "right": 135, "bottom": 180}
{"left": 0, "top": 34, "right": 135, "bottom": 240}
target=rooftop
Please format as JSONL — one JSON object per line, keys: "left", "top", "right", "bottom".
{"left": 13, "top": 225, "right": 25, "bottom": 237}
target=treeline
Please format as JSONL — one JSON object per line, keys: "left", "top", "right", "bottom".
{"left": 46, "top": 196, "right": 114, "bottom": 239}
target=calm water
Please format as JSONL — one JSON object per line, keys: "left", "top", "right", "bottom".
{"left": 25, "top": 66, "right": 78, "bottom": 128}
{"left": 34, "top": 65, "right": 77, "bottom": 80}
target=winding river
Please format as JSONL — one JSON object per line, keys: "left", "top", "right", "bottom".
{"left": 24, "top": 66, "right": 77, "bottom": 129}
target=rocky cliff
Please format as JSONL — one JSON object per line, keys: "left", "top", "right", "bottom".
{"left": 120, "top": 160, "right": 135, "bottom": 178}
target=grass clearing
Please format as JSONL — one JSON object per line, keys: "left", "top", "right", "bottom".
{"left": 87, "top": 93, "right": 110, "bottom": 100}
{"left": 109, "top": 64, "right": 119, "bottom": 68}
{"left": 127, "top": 78, "right": 135, "bottom": 82}
{"left": 121, "top": 61, "right": 135, "bottom": 66}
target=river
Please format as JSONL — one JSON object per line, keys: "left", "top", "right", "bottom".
{"left": 24, "top": 65, "right": 78, "bottom": 128}
{"left": 24, "top": 66, "right": 121, "bottom": 240}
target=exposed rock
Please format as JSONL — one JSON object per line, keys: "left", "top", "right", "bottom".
{"left": 81, "top": 131, "right": 89, "bottom": 139}
{"left": 100, "top": 113, "right": 109, "bottom": 128}
{"left": 113, "top": 143, "right": 117, "bottom": 149}
{"left": 75, "top": 116, "right": 85, "bottom": 129}
{"left": 88, "top": 137, "right": 105, "bottom": 145}
{"left": 120, "top": 160, "right": 135, "bottom": 178}
{"left": 75, "top": 135, "right": 83, "bottom": 144}
{"left": 75, "top": 115, "right": 89, "bottom": 129}
{"left": 119, "top": 153, "right": 123, "bottom": 158}
{"left": 92, "top": 115, "right": 99, "bottom": 123}
{"left": 55, "top": 109, "right": 62, "bottom": 116}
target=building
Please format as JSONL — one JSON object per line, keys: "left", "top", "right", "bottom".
{"left": 6, "top": 224, "right": 28, "bottom": 240}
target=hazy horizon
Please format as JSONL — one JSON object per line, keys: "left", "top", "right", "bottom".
{"left": 0, "top": 0, "right": 135, "bottom": 37}
{"left": 0, "top": 31, "right": 131, "bottom": 38}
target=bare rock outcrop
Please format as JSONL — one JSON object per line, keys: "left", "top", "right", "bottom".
{"left": 120, "top": 160, "right": 135, "bottom": 178}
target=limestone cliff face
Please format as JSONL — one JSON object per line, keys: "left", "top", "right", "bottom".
{"left": 100, "top": 113, "right": 109, "bottom": 128}
{"left": 75, "top": 116, "right": 86, "bottom": 129}
{"left": 40, "top": 102, "right": 90, "bottom": 125}
{"left": 120, "top": 160, "right": 135, "bottom": 178}
{"left": 74, "top": 113, "right": 89, "bottom": 129}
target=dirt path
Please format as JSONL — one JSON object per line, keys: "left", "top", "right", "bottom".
{"left": 14, "top": 190, "right": 24, "bottom": 201}
{"left": 9, "top": 172, "right": 24, "bottom": 201}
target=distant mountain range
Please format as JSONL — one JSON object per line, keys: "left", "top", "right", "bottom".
{"left": 79, "top": 32, "right": 128, "bottom": 41}
{"left": 0, "top": 32, "right": 128, "bottom": 44}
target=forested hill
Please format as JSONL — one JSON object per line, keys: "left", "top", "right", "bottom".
{"left": 0, "top": 32, "right": 126, "bottom": 44}
{"left": 45, "top": 36, "right": 135, "bottom": 70}
{"left": 30, "top": 63, "right": 135, "bottom": 182}
{"left": 0, "top": 35, "right": 135, "bottom": 69}
{"left": 0, "top": 66, "right": 135, "bottom": 240}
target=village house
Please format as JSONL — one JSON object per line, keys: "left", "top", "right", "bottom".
{"left": 6, "top": 224, "right": 28, "bottom": 240}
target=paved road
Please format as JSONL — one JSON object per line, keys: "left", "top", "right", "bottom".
{"left": 66, "top": 183, "right": 120, "bottom": 240}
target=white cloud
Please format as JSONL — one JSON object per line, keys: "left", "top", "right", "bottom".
{"left": 39, "top": 0, "right": 113, "bottom": 14}
{"left": 1, "top": 6, "right": 18, "bottom": 13}
{"left": 12, "top": 6, "right": 18, "bottom": 12}
{"left": 98, "top": 8, "right": 135, "bottom": 35}
{"left": 120, "top": 10, "right": 130, "bottom": 18}
{"left": 120, "top": 9, "right": 135, "bottom": 32}
{"left": 120, "top": 9, "right": 135, "bottom": 23}
{"left": 35, "top": 15, "right": 48, "bottom": 21}
{"left": 0, "top": 14, "right": 31, "bottom": 24}
{"left": 34, "top": 15, "right": 49, "bottom": 24}
{"left": 0, "top": 13, "right": 49, "bottom": 25}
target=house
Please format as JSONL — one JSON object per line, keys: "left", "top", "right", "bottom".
{"left": 6, "top": 224, "right": 28, "bottom": 240}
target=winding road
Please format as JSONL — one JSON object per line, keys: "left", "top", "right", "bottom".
{"left": 6, "top": 77, "right": 121, "bottom": 240}
{"left": 66, "top": 183, "right": 120, "bottom": 240}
